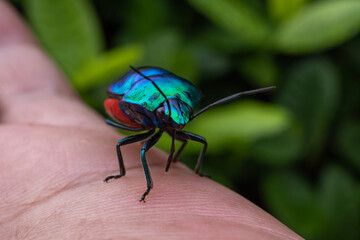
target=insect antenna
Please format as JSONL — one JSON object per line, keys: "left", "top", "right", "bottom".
{"left": 130, "top": 66, "right": 172, "bottom": 126}
{"left": 190, "top": 86, "right": 276, "bottom": 121}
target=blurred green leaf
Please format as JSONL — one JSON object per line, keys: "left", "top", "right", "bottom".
{"left": 124, "top": 0, "right": 169, "bottom": 41}
{"left": 267, "top": 0, "right": 308, "bottom": 23}
{"left": 262, "top": 172, "right": 325, "bottom": 239}
{"left": 141, "top": 30, "right": 198, "bottom": 81}
{"left": 172, "top": 50, "right": 199, "bottom": 82}
{"left": 274, "top": 1, "right": 360, "bottom": 53}
{"left": 194, "top": 28, "right": 247, "bottom": 54}
{"left": 264, "top": 166, "right": 360, "bottom": 240}
{"left": 318, "top": 165, "right": 360, "bottom": 240}
{"left": 142, "top": 30, "right": 180, "bottom": 66}
{"left": 278, "top": 58, "right": 339, "bottom": 157}
{"left": 187, "top": 100, "right": 291, "bottom": 153}
{"left": 343, "top": 38, "right": 360, "bottom": 75}
{"left": 238, "top": 53, "right": 278, "bottom": 86}
{"left": 192, "top": 46, "right": 230, "bottom": 78}
{"left": 72, "top": 44, "right": 143, "bottom": 90}
{"left": 25, "top": 0, "right": 103, "bottom": 75}
{"left": 338, "top": 121, "right": 360, "bottom": 173}
{"left": 250, "top": 126, "right": 302, "bottom": 166}
{"left": 337, "top": 76, "right": 360, "bottom": 117}
{"left": 188, "top": 0, "right": 270, "bottom": 46}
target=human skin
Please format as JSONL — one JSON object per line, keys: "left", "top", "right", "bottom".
{"left": 0, "top": 1, "right": 303, "bottom": 239}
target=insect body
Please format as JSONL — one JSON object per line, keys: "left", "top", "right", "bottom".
{"left": 104, "top": 66, "right": 275, "bottom": 202}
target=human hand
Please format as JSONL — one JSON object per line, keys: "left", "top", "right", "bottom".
{"left": 0, "top": 1, "right": 303, "bottom": 239}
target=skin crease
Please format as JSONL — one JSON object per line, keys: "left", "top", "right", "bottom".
{"left": 0, "top": 1, "right": 303, "bottom": 239}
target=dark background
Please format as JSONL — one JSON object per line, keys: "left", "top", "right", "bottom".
{"left": 11, "top": 0, "right": 360, "bottom": 239}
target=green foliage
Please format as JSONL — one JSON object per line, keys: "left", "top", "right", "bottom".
{"left": 140, "top": 30, "right": 198, "bottom": 81}
{"left": 123, "top": 0, "right": 169, "bottom": 41}
{"left": 25, "top": 0, "right": 103, "bottom": 76}
{"left": 72, "top": 45, "right": 143, "bottom": 90}
{"left": 249, "top": 127, "right": 302, "bottom": 166}
{"left": 263, "top": 172, "right": 325, "bottom": 239}
{"left": 19, "top": 0, "right": 360, "bottom": 239}
{"left": 238, "top": 53, "right": 278, "bottom": 86}
{"left": 338, "top": 121, "right": 360, "bottom": 173}
{"left": 263, "top": 166, "right": 360, "bottom": 240}
{"left": 274, "top": 1, "right": 360, "bottom": 53}
{"left": 188, "top": 0, "right": 270, "bottom": 46}
{"left": 267, "top": 0, "right": 308, "bottom": 23}
{"left": 278, "top": 58, "right": 339, "bottom": 157}
{"left": 318, "top": 166, "right": 360, "bottom": 240}
{"left": 188, "top": 100, "right": 291, "bottom": 153}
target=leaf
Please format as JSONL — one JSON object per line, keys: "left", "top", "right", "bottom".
{"left": 141, "top": 29, "right": 198, "bottom": 81}
{"left": 277, "top": 58, "right": 339, "bottom": 156}
{"left": 238, "top": 53, "right": 278, "bottom": 86}
{"left": 337, "top": 121, "right": 360, "bottom": 173}
{"left": 194, "top": 28, "right": 248, "bottom": 54}
{"left": 262, "top": 172, "right": 325, "bottom": 239}
{"left": 192, "top": 45, "right": 230, "bottom": 78}
{"left": 267, "top": 0, "right": 308, "bottom": 23}
{"left": 318, "top": 165, "right": 360, "bottom": 240}
{"left": 25, "top": 0, "right": 103, "bottom": 76}
{"left": 123, "top": 0, "right": 169, "bottom": 41}
{"left": 263, "top": 166, "right": 360, "bottom": 240}
{"left": 343, "top": 38, "right": 360, "bottom": 75}
{"left": 72, "top": 45, "right": 143, "bottom": 90}
{"left": 274, "top": 1, "right": 360, "bottom": 53}
{"left": 250, "top": 126, "right": 302, "bottom": 166}
{"left": 187, "top": 100, "right": 292, "bottom": 153}
{"left": 188, "top": 0, "right": 270, "bottom": 46}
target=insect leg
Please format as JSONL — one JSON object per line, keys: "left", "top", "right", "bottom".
{"left": 104, "top": 129, "right": 155, "bottom": 182}
{"left": 163, "top": 133, "right": 188, "bottom": 172}
{"left": 176, "top": 131, "right": 210, "bottom": 177}
{"left": 175, "top": 131, "right": 210, "bottom": 177}
{"left": 165, "top": 130, "right": 176, "bottom": 172}
{"left": 165, "top": 130, "right": 188, "bottom": 163}
{"left": 173, "top": 138, "right": 187, "bottom": 162}
{"left": 140, "top": 130, "right": 164, "bottom": 202}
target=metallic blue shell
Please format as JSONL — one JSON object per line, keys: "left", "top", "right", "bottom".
{"left": 122, "top": 75, "right": 201, "bottom": 111}
{"left": 109, "top": 67, "right": 172, "bottom": 95}
{"left": 107, "top": 67, "right": 202, "bottom": 128}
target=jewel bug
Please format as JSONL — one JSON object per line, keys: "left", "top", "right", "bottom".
{"left": 104, "top": 66, "right": 275, "bottom": 202}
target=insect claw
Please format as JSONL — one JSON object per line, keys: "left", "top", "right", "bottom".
{"left": 104, "top": 175, "right": 122, "bottom": 182}
{"left": 140, "top": 187, "right": 151, "bottom": 202}
{"left": 199, "top": 173, "right": 212, "bottom": 179}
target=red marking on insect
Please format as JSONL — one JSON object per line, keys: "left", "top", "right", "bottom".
{"left": 104, "top": 99, "right": 142, "bottom": 128}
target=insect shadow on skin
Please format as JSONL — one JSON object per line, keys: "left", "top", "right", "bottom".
{"left": 104, "top": 66, "right": 276, "bottom": 202}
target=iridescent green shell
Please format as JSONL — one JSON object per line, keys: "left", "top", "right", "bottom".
{"left": 107, "top": 67, "right": 202, "bottom": 128}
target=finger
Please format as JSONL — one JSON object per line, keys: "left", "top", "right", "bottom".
{"left": 0, "top": 1, "right": 105, "bottom": 128}
{"left": 0, "top": 126, "right": 301, "bottom": 239}
{"left": 0, "top": 124, "right": 168, "bottom": 222}
{"left": 0, "top": 125, "right": 301, "bottom": 239}
{"left": 1, "top": 171, "right": 302, "bottom": 239}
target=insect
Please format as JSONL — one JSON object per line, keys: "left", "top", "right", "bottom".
{"left": 104, "top": 66, "right": 275, "bottom": 202}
